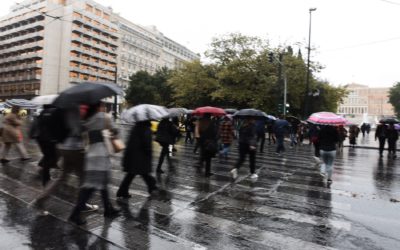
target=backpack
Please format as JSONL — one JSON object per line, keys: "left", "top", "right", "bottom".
{"left": 34, "top": 108, "right": 70, "bottom": 143}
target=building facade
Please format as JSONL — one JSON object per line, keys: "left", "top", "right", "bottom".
{"left": 0, "top": 0, "right": 198, "bottom": 99}
{"left": 115, "top": 18, "right": 199, "bottom": 87}
{"left": 337, "top": 83, "right": 395, "bottom": 124}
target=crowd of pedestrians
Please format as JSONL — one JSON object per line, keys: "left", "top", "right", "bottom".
{"left": 1, "top": 103, "right": 399, "bottom": 226}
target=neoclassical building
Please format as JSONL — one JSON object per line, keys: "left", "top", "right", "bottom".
{"left": 337, "top": 83, "right": 395, "bottom": 124}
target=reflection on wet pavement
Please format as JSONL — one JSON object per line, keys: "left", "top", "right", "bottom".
{"left": 0, "top": 125, "right": 399, "bottom": 249}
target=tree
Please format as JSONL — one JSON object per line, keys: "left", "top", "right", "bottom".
{"left": 389, "top": 82, "right": 400, "bottom": 117}
{"left": 168, "top": 60, "right": 219, "bottom": 108}
{"left": 124, "top": 68, "right": 174, "bottom": 106}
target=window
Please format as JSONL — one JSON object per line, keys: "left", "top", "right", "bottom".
{"left": 95, "top": 8, "right": 102, "bottom": 16}
{"left": 85, "top": 4, "right": 93, "bottom": 12}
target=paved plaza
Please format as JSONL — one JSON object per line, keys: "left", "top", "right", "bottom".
{"left": 0, "top": 127, "right": 399, "bottom": 249}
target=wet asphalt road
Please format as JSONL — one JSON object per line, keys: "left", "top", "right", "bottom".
{"left": 0, "top": 126, "right": 399, "bottom": 250}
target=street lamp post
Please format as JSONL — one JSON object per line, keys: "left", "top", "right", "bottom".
{"left": 304, "top": 7, "right": 317, "bottom": 118}
{"left": 269, "top": 52, "right": 288, "bottom": 117}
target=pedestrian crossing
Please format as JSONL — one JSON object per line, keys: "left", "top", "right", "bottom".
{"left": 0, "top": 136, "right": 399, "bottom": 249}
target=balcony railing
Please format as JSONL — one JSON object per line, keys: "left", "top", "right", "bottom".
{"left": 0, "top": 22, "right": 44, "bottom": 40}
{"left": 0, "top": 52, "right": 42, "bottom": 64}
{"left": 0, "top": 62, "right": 42, "bottom": 73}
{"left": 0, "top": 31, "right": 44, "bottom": 48}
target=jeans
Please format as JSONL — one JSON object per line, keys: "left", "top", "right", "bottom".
{"left": 290, "top": 133, "right": 297, "bottom": 146}
{"left": 276, "top": 135, "right": 285, "bottom": 153}
{"left": 219, "top": 143, "right": 231, "bottom": 157}
{"left": 320, "top": 150, "right": 336, "bottom": 179}
{"left": 257, "top": 132, "right": 265, "bottom": 152}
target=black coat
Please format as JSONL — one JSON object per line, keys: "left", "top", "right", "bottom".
{"left": 318, "top": 125, "right": 339, "bottom": 151}
{"left": 122, "top": 121, "right": 153, "bottom": 175}
{"left": 155, "top": 119, "right": 179, "bottom": 145}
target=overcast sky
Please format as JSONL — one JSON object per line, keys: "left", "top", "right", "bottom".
{"left": 2, "top": 0, "right": 400, "bottom": 87}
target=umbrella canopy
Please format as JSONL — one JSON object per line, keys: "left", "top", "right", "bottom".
{"left": 192, "top": 106, "right": 226, "bottom": 116}
{"left": 286, "top": 115, "right": 301, "bottom": 124}
{"left": 31, "top": 94, "right": 58, "bottom": 106}
{"left": 53, "top": 82, "right": 123, "bottom": 108}
{"left": 394, "top": 124, "right": 400, "bottom": 130}
{"left": 379, "top": 117, "right": 399, "bottom": 124}
{"left": 307, "top": 112, "right": 347, "bottom": 125}
{"left": 5, "top": 99, "right": 37, "bottom": 109}
{"left": 266, "top": 114, "right": 277, "bottom": 121}
{"left": 121, "top": 104, "right": 169, "bottom": 123}
{"left": 224, "top": 108, "right": 238, "bottom": 114}
{"left": 164, "top": 107, "right": 189, "bottom": 118}
{"left": 233, "top": 108, "right": 267, "bottom": 118}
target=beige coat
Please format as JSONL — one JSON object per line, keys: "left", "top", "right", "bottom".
{"left": 2, "top": 113, "right": 22, "bottom": 143}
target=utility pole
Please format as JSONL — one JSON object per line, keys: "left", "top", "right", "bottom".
{"left": 304, "top": 8, "right": 317, "bottom": 118}
{"left": 113, "top": 65, "right": 118, "bottom": 121}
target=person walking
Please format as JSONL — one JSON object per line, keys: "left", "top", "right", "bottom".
{"left": 155, "top": 118, "right": 179, "bottom": 174}
{"left": 255, "top": 119, "right": 266, "bottom": 153}
{"left": 231, "top": 117, "right": 258, "bottom": 179}
{"left": 348, "top": 125, "right": 360, "bottom": 148}
{"left": 29, "top": 105, "right": 98, "bottom": 214}
{"left": 386, "top": 123, "right": 398, "bottom": 158}
{"left": 1, "top": 106, "right": 30, "bottom": 164}
{"left": 375, "top": 123, "right": 387, "bottom": 157}
{"left": 198, "top": 114, "right": 218, "bottom": 177}
{"left": 193, "top": 118, "right": 201, "bottom": 154}
{"left": 273, "top": 116, "right": 289, "bottom": 156}
{"left": 360, "top": 123, "right": 367, "bottom": 137}
{"left": 337, "top": 125, "right": 348, "bottom": 153}
{"left": 69, "top": 103, "right": 120, "bottom": 225}
{"left": 266, "top": 121, "right": 276, "bottom": 145}
{"left": 218, "top": 116, "right": 234, "bottom": 160}
{"left": 116, "top": 120, "right": 158, "bottom": 199}
{"left": 318, "top": 125, "right": 339, "bottom": 185}
{"left": 184, "top": 115, "right": 194, "bottom": 144}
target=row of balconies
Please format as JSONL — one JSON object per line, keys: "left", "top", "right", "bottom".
{"left": 70, "top": 56, "right": 116, "bottom": 71}
{"left": 72, "top": 15, "right": 118, "bottom": 40}
{"left": 71, "top": 35, "right": 117, "bottom": 56}
{"left": 0, "top": 74, "right": 41, "bottom": 83}
{"left": 0, "top": 62, "right": 42, "bottom": 73}
{"left": 72, "top": 25, "right": 118, "bottom": 47}
{"left": 0, "top": 30, "right": 44, "bottom": 48}
{"left": 0, "top": 52, "right": 42, "bottom": 64}
{"left": 0, "top": 21, "right": 44, "bottom": 40}
{"left": 0, "top": 11, "right": 43, "bottom": 31}
{"left": 70, "top": 76, "right": 112, "bottom": 83}
{"left": 121, "top": 37, "right": 161, "bottom": 57}
{"left": 70, "top": 46, "right": 116, "bottom": 62}
{"left": 70, "top": 66, "right": 114, "bottom": 78}
{"left": 0, "top": 41, "right": 43, "bottom": 55}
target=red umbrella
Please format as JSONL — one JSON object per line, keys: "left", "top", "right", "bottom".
{"left": 192, "top": 106, "right": 226, "bottom": 116}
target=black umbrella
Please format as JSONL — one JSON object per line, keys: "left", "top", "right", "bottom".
{"left": 233, "top": 109, "right": 267, "bottom": 118}
{"left": 5, "top": 99, "right": 37, "bottom": 109}
{"left": 379, "top": 117, "right": 399, "bottom": 124}
{"left": 224, "top": 108, "right": 238, "bottom": 114}
{"left": 53, "top": 82, "right": 123, "bottom": 108}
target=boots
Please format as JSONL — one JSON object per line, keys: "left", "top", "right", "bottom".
{"left": 104, "top": 205, "right": 120, "bottom": 218}
{"left": 68, "top": 213, "right": 86, "bottom": 225}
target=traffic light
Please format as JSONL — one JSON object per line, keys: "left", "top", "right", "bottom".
{"left": 268, "top": 52, "right": 274, "bottom": 63}
{"left": 277, "top": 103, "right": 283, "bottom": 113}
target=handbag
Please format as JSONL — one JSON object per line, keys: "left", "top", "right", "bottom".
{"left": 102, "top": 129, "right": 125, "bottom": 154}
{"left": 102, "top": 115, "right": 125, "bottom": 154}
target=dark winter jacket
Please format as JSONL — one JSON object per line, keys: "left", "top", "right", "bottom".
{"left": 273, "top": 119, "right": 290, "bottom": 137}
{"left": 318, "top": 125, "right": 339, "bottom": 151}
{"left": 238, "top": 121, "right": 257, "bottom": 147}
{"left": 122, "top": 121, "right": 152, "bottom": 174}
{"left": 155, "top": 118, "right": 179, "bottom": 145}
{"left": 375, "top": 124, "right": 387, "bottom": 139}
{"left": 386, "top": 126, "right": 399, "bottom": 141}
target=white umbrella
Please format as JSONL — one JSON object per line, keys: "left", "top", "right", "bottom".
{"left": 31, "top": 94, "right": 58, "bottom": 106}
{"left": 5, "top": 99, "right": 37, "bottom": 109}
{"left": 121, "top": 104, "right": 169, "bottom": 124}
{"left": 164, "top": 107, "right": 189, "bottom": 118}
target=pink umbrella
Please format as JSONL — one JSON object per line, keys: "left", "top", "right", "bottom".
{"left": 307, "top": 112, "right": 347, "bottom": 125}
{"left": 192, "top": 106, "right": 226, "bottom": 116}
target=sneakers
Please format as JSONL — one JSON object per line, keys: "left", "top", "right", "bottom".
{"left": 250, "top": 173, "right": 258, "bottom": 179}
{"left": 230, "top": 168, "right": 238, "bottom": 179}
{"left": 82, "top": 204, "right": 99, "bottom": 213}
